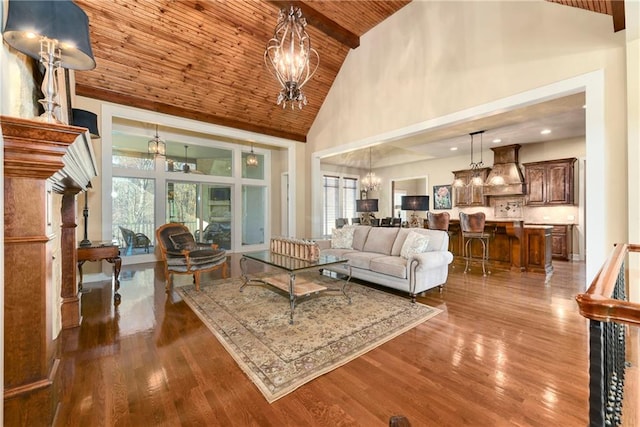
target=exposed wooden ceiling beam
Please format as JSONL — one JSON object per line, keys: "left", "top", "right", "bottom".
{"left": 75, "top": 85, "right": 307, "bottom": 142}
{"left": 266, "top": 1, "right": 360, "bottom": 49}
{"left": 611, "top": 0, "right": 625, "bottom": 32}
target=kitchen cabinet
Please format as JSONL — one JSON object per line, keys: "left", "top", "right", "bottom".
{"left": 551, "top": 224, "right": 573, "bottom": 261}
{"left": 524, "top": 226, "right": 553, "bottom": 274}
{"left": 448, "top": 220, "right": 525, "bottom": 272}
{"left": 452, "top": 167, "right": 491, "bottom": 207}
{"left": 523, "top": 158, "right": 576, "bottom": 205}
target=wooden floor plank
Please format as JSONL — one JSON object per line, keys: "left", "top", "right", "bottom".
{"left": 53, "top": 255, "right": 630, "bottom": 426}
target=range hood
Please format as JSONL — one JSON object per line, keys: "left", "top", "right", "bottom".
{"left": 484, "top": 144, "right": 526, "bottom": 196}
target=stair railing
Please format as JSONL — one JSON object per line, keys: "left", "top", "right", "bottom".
{"left": 576, "top": 243, "right": 640, "bottom": 426}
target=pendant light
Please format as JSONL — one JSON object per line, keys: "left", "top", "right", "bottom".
{"left": 182, "top": 145, "right": 190, "bottom": 173}
{"left": 361, "top": 147, "right": 381, "bottom": 192}
{"left": 148, "top": 124, "right": 166, "bottom": 157}
{"left": 468, "top": 130, "right": 485, "bottom": 186}
{"left": 246, "top": 143, "right": 259, "bottom": 167}
{"left": 264, "top": 6, "right": 319, "bottom": 109}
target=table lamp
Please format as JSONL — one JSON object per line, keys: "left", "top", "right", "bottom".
{"left": 72, "top": 108, "right": 100, "bottom": 138}
{"left": 356, "top": 199, "right": 379, "bottom": 225}
{"left": 401, "top": 195, "right": 429, "bottom": 227}
{"left": 3, "top": 0, "right": 96, "bottom": 123}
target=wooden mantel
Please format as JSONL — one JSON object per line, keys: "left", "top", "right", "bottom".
{"left": 2, "top": 116, "right": 97, "bottom": 426}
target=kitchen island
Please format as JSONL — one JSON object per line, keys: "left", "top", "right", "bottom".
{"left": 448, "top": 219, "right": 553, "bottom": 275}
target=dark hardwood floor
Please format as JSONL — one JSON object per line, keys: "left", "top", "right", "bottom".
{"left": 56, "top": 256, "right": 592, "bottom": 426}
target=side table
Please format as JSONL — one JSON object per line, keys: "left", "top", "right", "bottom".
{"left": 77, "top": 242, "right": 122, "bottom": 305}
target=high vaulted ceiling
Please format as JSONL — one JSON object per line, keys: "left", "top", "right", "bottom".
{"left": 73, "top": 0, "right": 410, "bottom": 142}
{"left": 72, "top": 0, "right": 624, "bottom": 144}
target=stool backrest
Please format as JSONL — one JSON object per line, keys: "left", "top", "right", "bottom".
{"left": 427, "top": 212, "right": 450, "bottom": 231}
{"left": 459, "top": 212, "right": 486, "bottom": 233}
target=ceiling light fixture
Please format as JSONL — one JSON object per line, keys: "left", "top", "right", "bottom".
{"left": 468, "top": 130, "right": 485, "bottom": 186}
{"left": 541, "top": 129, "right": 552, "bottom": 135}
{"left": 264, "top": 6, "right": 319, "bottom": 110}
{"left": 246, "top": 144, "right": 259, "bottom": 167}
{"left": 148, "top": 124, "right": 166, "bottom": 157}
{"left": 361, "top": 147, "right": 382, "bottom": 192}
{"left": 182, "top": 145, "right": 190, "bottom": 173}
{"left": 492, "top": 138, "right": 502, "bottom": 143}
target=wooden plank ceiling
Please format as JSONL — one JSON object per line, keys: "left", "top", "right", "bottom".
{"left": 73, "top": 0, "right": 410, "bottom": 142}
{"left": 546, "top": 0, "right": 626, "bottom": 32}
{"left": 74, "top": 0, "right": 624, "bottom": 143}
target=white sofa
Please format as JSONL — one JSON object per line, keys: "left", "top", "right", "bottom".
{"left": 318, "top": 225, "right": 453, "bottom": 301}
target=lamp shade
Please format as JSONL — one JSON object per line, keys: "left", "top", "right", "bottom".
{"left": 71, "top": 109, "right": 99, "bottom": 138}
{"left": 401, "top": 195, "right": 429, "bottom": 211}
{"left": 356, "top": 199, "right": 379, "bottom": 213}
{"left": 3, "top": 0, "right": 96, "bottom": 70}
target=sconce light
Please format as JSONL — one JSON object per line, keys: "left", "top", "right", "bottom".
{"left": 3, "top": 0, "right": 96, "bottom": 123}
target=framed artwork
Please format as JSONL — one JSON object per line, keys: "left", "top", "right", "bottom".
{"left": 433, "top": 185, "right": 452, "bottom": 210}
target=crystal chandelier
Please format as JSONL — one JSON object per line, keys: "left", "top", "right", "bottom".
{"left": 468, "top": 130, "right": 485, "bottom": 185}
{"left": 148, "top": 124, "right": 166, "bottom": 157}
{"left": 361, "top": 147, "right": 382, "bottom": 192}
{"left": 264, "top": 6, "right": 319, "bottom": 109}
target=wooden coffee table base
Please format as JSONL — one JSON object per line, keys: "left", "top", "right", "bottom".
{"left": 239, "top": 255, "right": 351, "bottom": 325}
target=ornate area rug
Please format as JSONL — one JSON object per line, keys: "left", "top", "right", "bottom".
{"left": 177, "top": 272, "right": 441, "bottom": 402}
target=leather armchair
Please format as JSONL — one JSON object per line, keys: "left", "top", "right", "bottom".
{"left": 156, "top": 223, "right": 228, "bottom": 291}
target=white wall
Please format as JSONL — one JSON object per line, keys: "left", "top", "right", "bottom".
{"left": 307, "top": 1, "right": 629, "bottom": 285}
{"left": 625, "top": 0, "right": 640, "bottom": 303}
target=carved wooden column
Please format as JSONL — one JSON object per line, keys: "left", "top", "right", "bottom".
{"left": 60, "top": 191, "right": 81, "bottom": 328}
{"left": 2, "top": 116, "right": 96, "bottom": 426}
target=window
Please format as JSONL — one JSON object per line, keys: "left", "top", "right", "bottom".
{"left": 323, "top": 175, "right": 358, "bottom": 235}
{"left": 323, "top": 176, "right": 339, "bottom": 235}
{"left": 112, "top": 147, "right": 154, "bottom": 171}
{"left": 242, "top": 185, "right": 266, "bottom": 245}
{"left": 109, "top": 116, "right": 272, "bottom": 259}
{"left": 242, "top": 151, "right": 264, "bottom": 179}
{"left": 343, "top": 177, "right": 358, "bottom": 221}
{"left": 112, "top": 177, "right": 155, "bottom": 255}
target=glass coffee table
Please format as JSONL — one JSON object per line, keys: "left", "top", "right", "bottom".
{"left": 240, "top": 251, "right": 352, "bottom": 324}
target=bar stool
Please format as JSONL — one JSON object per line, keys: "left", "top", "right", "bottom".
{"left": 428, "top": 212, "right": 454, "bottom": 267}
{"left": 427, "top": 211, "right": 450, "bottom": 231}
{"left": 459, "top": 212, "right": 490, "bottom": 276}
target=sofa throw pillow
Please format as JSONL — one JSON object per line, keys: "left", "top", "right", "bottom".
{"left": 169, "top": 232, "right": 197, "bottom": 251}
{"left": 400, "top": 231, "right": 430, "bottom": 259}
{"left": 331, "top": 225, "right": 356, "bottom": 249}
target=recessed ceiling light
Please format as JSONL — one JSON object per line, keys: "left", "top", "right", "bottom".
{"left": 450, "top": 147, "right": 458, "bottom": 151}
{"left": 492, "top": 138, "right": 501, "bottom": 143}
{"left": 540, "top": 129, "right": 551, "bottom": 135}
